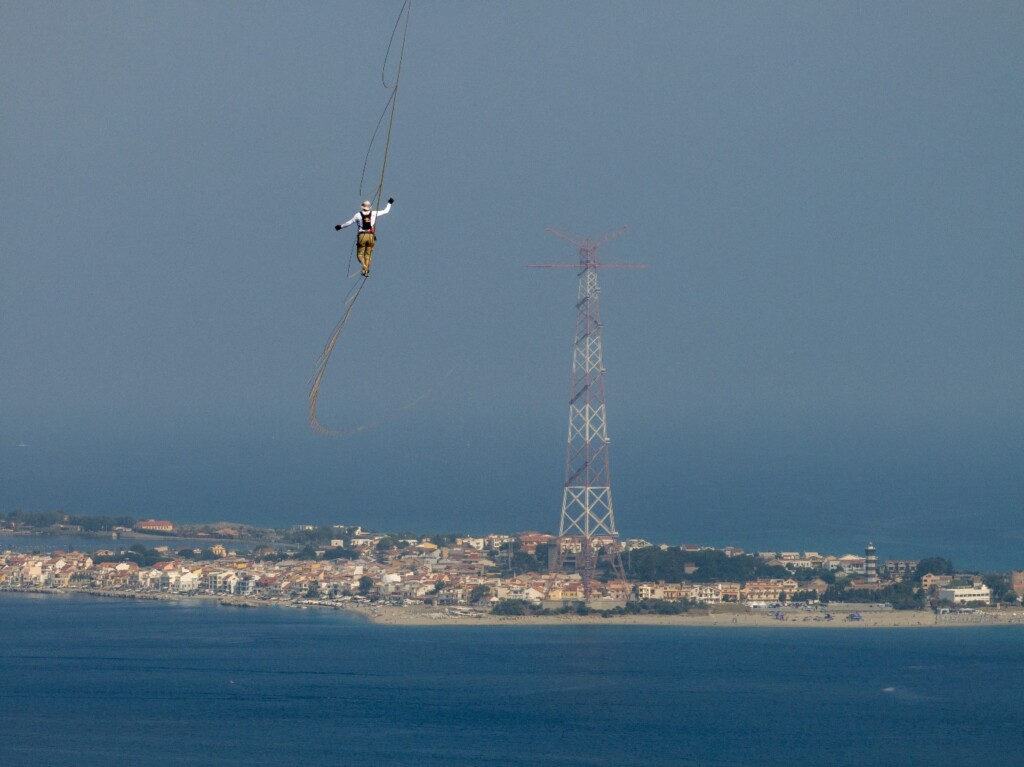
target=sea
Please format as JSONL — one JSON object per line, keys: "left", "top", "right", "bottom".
{"left": 1, "top": 593, "right": 1022, "bottom": 767}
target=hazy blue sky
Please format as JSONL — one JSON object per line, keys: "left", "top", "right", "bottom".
{"left": 3, "top": 2, "right": 1022, "bottom": 568}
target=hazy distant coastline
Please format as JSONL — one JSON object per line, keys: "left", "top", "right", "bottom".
{"left": 4, "top": 515, "right": 1022, "bottom": 620}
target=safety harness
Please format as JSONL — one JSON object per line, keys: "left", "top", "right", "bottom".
{"left": 359, "top": 210, "right": 374, "bottom": 233}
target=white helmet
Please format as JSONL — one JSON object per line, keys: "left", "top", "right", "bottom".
{"left": 361, "top": 200, "right": 372, "bottom": 211}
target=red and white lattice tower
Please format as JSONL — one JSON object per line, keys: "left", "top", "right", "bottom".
{"left": 531, "top": 226, "right": 644, "bottom": 600}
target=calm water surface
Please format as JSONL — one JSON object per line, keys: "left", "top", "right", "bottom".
{"left": 1, "top": 593, "right": 1022, "bottom": 766}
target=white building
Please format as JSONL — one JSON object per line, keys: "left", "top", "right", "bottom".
{"left": 938, "top": 584, "right": 991, "bottom": 606}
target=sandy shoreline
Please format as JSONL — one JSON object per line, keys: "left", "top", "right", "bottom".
{"left": 349, "top": 603, "right": 1024, "bottom": 628}
{"left": 7, "top": 589, "right": 1023, "bottom": 629}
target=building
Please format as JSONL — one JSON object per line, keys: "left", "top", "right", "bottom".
{"left": 883, "top": 560, "right": 919, "bottom": 580}
{"left": 349, "top": 533, "right": 384, "bottom": 548}
{"left": 741, "top": 578, "right": 800, "bottom": 602}
{"left": 622, "top": 538, "right": 653, "bottom": 551}
{"left": 920, "top": 573, "right": 953, "bottom": 591}
{"left": 1012, "top": 571, "right": 1024, "bottom": 598}
{"left": 826, "top": 554, "right": 867, "bottom": 574}
{"left": 715, "top": 582, "right": 741, "bottom": 602}
{"left": 518, "top": 532, "right": 556, "bottom": 554}
{"left": 779, "top": 554, "right": 823, "bottom": 571}
{"left": 135, "top": 520, "right": 174, "bottom": 533}
{"left": 938, "top": 584, "right": 991, "bottom": 606}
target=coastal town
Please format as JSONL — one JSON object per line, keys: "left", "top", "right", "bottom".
{"left": 3, "top": 514, "right": 1023, "bottom": 625}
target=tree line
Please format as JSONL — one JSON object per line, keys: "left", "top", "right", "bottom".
{"left": 1, "top": 509, "right": 138, "bottom": 532}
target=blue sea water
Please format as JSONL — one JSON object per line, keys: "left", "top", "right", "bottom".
{"left": 2, "top": 593, "right": 1023, "bottom": 767}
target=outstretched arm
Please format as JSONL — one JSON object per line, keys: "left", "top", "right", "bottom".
{"left": 334, "top": 212, "right": 360, "bottom": 231}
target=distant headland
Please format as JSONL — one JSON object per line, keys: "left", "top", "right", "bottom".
{"left": 2, "top": 511, "right": 1022, "bottom": 626}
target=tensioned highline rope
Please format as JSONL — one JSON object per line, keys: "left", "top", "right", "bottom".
{"left": 370, "top": 0, "right": 410, "bottom": 211}
{"left": 309, "top": 0, "right": 411, "bottom": 436}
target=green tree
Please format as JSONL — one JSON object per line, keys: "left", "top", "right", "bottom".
{"left": 284, "top": 526, "right": 334, "bottom": 545}
{"left": 429, "top": 532, "right": 462, "bottom": 547}
{"left": 511, "top": 551, "right": 541, "bottom": 574}
{"left": 67, "top": 515, "right": 108, "bottom": 532}
{"left": 982, "top": 573, "right": 1010, "bottom": 602}
{"left": 492, "top": 599, "right": 530, "bottom": 616}
{"left": 626, "top": 547, "right": 789, "bottom": 584}
{"left": 647, "top": 599, "right": 687, "bottom": 615}
{"left": 358, "top": 575, "right": 375, "bottom": 594}
{"left": 822, "top": 581, "right": 848, "bottom": 604}
{"left": 254, "top": 550, "right": 287, "bottom": 563}
{"left": 914, "top": 557, "right": 955, "bottom": 581}
{"left": 470, "top": 585, "right": 491, "bottom": 604}
{"left": 8, "top": 509, "right": 64, "bottom": 529}
{"left": 534, "top": 543, "right": 552, "bottom": 567}
{"left": 111, "top": 546, "right": 167, "bottom": 567}
{"left": 323, "top": 546, "right": 358, "bottom": 561}
{"left": 825, "top": 581, "right": 923, "bottom": 610}
{"left": 623, "top": 599, "right": 688, "bottom": 615}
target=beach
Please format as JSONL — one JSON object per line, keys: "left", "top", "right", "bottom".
{"left": 343, "top": 601, "right": 1024, "bottom": 628}
{"left": 7, "top": 588, "right": 1023, "bottom": 629}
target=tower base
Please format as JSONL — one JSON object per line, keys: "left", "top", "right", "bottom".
{"left": 549, "top": 535, "right": 629, "bottom": 600}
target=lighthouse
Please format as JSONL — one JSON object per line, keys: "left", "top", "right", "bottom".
{"left": 865, "top": 543, "right": 878, "bottom": 584}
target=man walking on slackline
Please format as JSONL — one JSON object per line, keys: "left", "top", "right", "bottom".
{"left": 335, "top": 197, "right": 394, "bottom": 277}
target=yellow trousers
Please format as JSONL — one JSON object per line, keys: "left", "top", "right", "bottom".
{"left": 356, "top": 232, "right": 375, "bottom": 274}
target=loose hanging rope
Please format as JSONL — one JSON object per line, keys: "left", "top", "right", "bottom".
{"left": 309, "top": 0, "right": 411, "bottom": 435}
{"left": 307, "top": 278, "right": 369, "bottom": 435}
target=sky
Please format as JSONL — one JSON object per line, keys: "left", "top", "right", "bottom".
{"left": 3, "top": 1, "right": 1022, "bottom": 570}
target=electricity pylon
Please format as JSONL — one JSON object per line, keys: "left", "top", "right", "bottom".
{"left": 530, "top": 226, "right": 644, "bottom": 600}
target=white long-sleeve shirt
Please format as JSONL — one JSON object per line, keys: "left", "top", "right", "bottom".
{"left": 338, "top": 201, "right": 392, "bottom": 231}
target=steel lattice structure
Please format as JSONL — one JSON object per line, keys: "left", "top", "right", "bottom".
{"left": 531, "top": 226, "right": 643, "bottom": 600}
